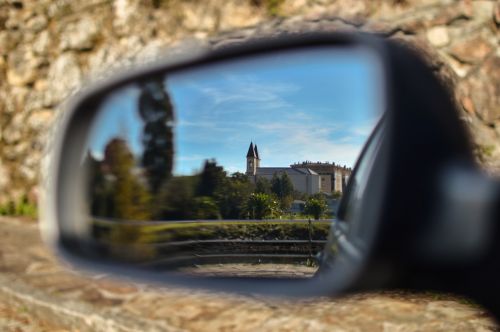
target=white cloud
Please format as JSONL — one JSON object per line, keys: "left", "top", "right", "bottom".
{"left": 350, "top": 120, "right": 379, "bottom": 137}
{"left": 194, "top": 75, "right": 300, "bottom": 114}
{"left": 254, "top": 119, "right": 370, "bottom": 168}
{"left": 169, "top": 68, "right": 380, "bottom": 173}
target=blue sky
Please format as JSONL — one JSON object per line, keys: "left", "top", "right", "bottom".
{"left": 88, "top": 47, "right": 384, "bottom": 175}
{"left": 89, "top": 86, "right": 143, "bottom": 161}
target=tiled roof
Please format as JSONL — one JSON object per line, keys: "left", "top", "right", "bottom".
{"left": 293, "top": 167, "right": 319, "bottom": 175}
{"left": 255, "top": 167, "right": 318, "bottom": 176}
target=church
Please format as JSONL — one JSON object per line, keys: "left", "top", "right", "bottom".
{"left": 245, "top": 142, "right": 352, "bottom": 196}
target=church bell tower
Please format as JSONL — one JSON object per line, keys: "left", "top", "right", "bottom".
{"left": 246, "top": 142, "right": 260, "bottom": 176}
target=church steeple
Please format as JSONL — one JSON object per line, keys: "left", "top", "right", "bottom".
{"left": 246, "top": 142, "right": 256, "bottom": 158}
{"left": 246, "top": 142, "right": 258, "bottom": 175}
{"left": 254, "top": 144, "right": 260, "bottom": 167}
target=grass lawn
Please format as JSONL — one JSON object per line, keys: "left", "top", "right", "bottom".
{"left": 92, "top": 219, "right": 332, "bottom": 244}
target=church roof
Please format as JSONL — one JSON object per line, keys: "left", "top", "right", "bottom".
{"left": 293, "top": 167, "right": 319, "bottom": 175}
{"left": 255, "top": 167, "right": 318, "bottom": 176}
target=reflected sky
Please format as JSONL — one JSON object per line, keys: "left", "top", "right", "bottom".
{"left": 89, "top": 47, "right": 384, "bottom": 175}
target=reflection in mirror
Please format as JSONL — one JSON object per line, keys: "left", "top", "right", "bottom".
{"left": 82, "top": 47, "right": 384, "bottom": 279}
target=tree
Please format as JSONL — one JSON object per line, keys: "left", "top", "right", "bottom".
{"left": 230, "top": 171, "right": 250, "bottom": 182}
{"left": 138, "top": 80, "right": 174, "bottom": 195}
{"left": 246, "top": 193, "right": 278, "bottom": 220}
{"left": 129, "top": 179, "right": 152, "bottom": 220}
{"left": 255, "top": 177, "right": 272, "bottom": 194}
{"left": 304, "top": 196, "right": 328, "bottom": 220}
{"left": 191, "top": 196, "right": 221, "bottom": 220}
{"left": 271, "top": 172, "right": 294, "bottom": 211}
{"left": 101, "top": 138, "right": 152, "bottom": 220}
{"left": 215, "top": 172, "right": 254, "bottom": 219}
{"left": 196, "top": 159, "right": 226, "bottom": 197}
{"left": 292, "top": 189, "right": 308, "bottom": 201}
{"left": 88, "top": 152, "right": 114, "bottom": 217}
{"left": 157, "top": 175, "right": 197, "bottom": 220}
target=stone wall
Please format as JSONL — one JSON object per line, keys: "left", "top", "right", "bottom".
{"left": 0, "top": 0, "right": 498, "bottom": 205}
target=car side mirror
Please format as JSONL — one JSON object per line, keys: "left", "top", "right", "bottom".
{"left": 41, "top": 32, "right": 498, "bottom": 301}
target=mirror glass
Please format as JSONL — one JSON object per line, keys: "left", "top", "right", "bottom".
{"left": 81, "top": 47, "right": 385, "bottom": 279}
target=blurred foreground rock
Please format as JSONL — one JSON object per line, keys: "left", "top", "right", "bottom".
{"left": 0, "top": 0, "right": 499, "bottom": 204}
{"left": 0, "top": 216, "right": 497, "bottom": 331}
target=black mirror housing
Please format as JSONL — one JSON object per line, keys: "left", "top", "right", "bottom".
{"left": 42, "top": 32, "right": 493, "bottom": 302}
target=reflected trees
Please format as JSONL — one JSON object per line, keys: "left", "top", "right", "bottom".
{"left": 215, "top": 172, "right": 255, "bottom": 219}
{"left": 89, "top": 138, "right": 152, "bottom": 220}
{"left": 138, "top": 80, "right": 174, "bottom": 196}
{"left": 271, "top": 172, "right": 294, "bottom": 211}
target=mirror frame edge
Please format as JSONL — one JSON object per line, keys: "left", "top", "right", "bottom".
{"left": 41, "top": 32, "right": 396, "bottom": 297}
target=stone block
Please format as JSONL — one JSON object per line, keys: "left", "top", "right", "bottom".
{"left": 59, "top": 16, "right": 100, "bottom": 51}
{"left": 6, "top": 46, "right": 43, "bottom": 86}
{"left": 26, "top": 15, "right": 48, "bottom": 33}
{"left": 465, "top": 56, "right": 500, "bottom": 124}
{"left": 32, "top": 30, "right": 50, "bottom": 55}
{"left": 426, "top": 26, "right": 450, "bottom": 47}
{"left": 449, "top": 36, "right": 493, "bottom": 64}
{"left": 471, "top": 1, "right": 495, "bottom": 22}
{"left": 28, "top": 109, "right": 54, "bottom": 131}
{"left": 44, "top": 52, "right": 82, "bottom": 107}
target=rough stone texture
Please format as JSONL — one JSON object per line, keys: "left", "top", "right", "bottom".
{"left": 449, "top": 36, "right": 494, "bottom": 64}
{"left": 44, "top": 52, "right": 82, "bottom": 107}
{"left": 0, "top": 0, "right": 499, "bottom": 204}
{"left": 427, "top": 26, "right": 450, "bottom": 47}
{"left": 59, "top": 16, "right": 100, "bottom": 51}
{"left": 0, "top": 216, "right": 496, "bottom": 331}
{"left": 6, "top": 45, "right": 42, "bottom": 86}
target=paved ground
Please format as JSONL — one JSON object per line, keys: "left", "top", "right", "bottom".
{"left": 179, "top": 263, "right": 317, "bottom": 278}
{"left": 0, "top": 216, "right": 497, "bottom": 331}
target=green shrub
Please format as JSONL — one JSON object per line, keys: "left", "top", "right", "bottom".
{"left": 475, "top": 144, "right": 495, "bottom": 163}
{"left": 92, "top": 220, "right": 331, "bottom": 244}
{"left": 0, "top": 196, "right": 37, "bottom": 218}
{"left": 251, "top": 0, "right": 284, "bottom": 16}
{"left": 304, "top": 197, "right": 328, "bottom": 220}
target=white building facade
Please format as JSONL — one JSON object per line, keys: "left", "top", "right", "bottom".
{"left": 246, "top": 142, "right": 324, "bottom": 196}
